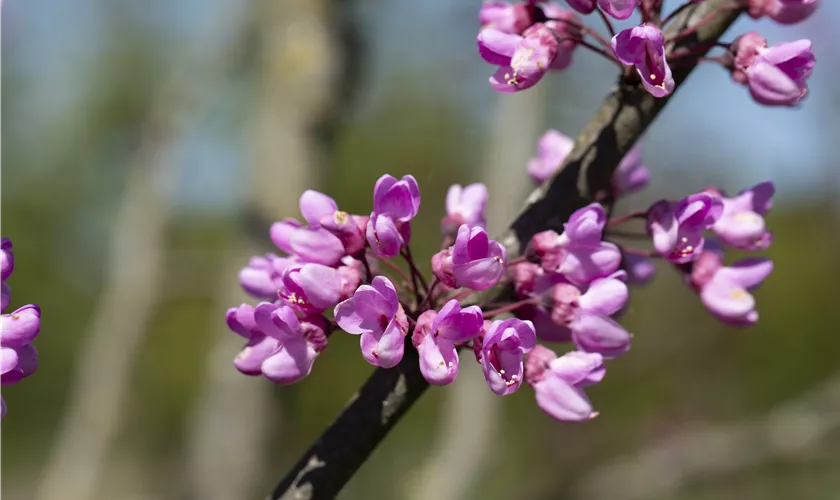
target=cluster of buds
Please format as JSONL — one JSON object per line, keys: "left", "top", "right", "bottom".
{"left": 0, "top": 238, "right": 42, "bottom": 419}
{"left": 476, "top": 0, "right": 817, "bottom": 106}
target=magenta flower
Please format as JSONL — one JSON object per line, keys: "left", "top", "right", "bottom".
{"left": 769, "top": 0, "right": 819, "bottom": 24}
{"left": 612, "top": 144, "right": 650, "bottom": 197}
{"left": 1, "top": 238, "right": 13, "bottom": 281}
{"left": 647, "top": 193, "right": 723, "bottom": 263}
{"left": 268, "top": 190, "right": 347, "bottom": 266}
{"left": 690, "top": 252, "right": 773, "bottom": 326}
{"left": 451, "top": 225, "right": 507, "bottom": 291}
{"left": 431, "top": 248, "right": 457, "bottom": 289}
{"left": 1, "top": 343, "right": 38, "bottom": 388}
{"left": 599, "top": 0, "right": 636, "bottom": 20}
{"left": 480, "top": 318, "right": 536, "bottom": 395}
{"left": 366, "top": 212, "right": 405, "bottom": 258}
{"left": 612, "top": 24, "right": 675, "bottom": 98}
{"left": 529, "top": 203, "right": 622, "bottom": 285}
{"left": 746, "top": 39, "right": 815, "bottom": 107}
{"left": 413, "top": 300, "right": 483, "bottom": 385}
{"left": 1, "top": 283, "right": 9, "bottom": 312}
{"left": 478, "top": 1, "right": 537, "bottom": 34}
{"left": 227, "top": 303, "right": 281, "bottom": 376}
{"left": 337, "top": 256, "right": 365, "bottom": 302}
{"left": 334, "top": 276, "right": 409, "bottom": 368}
{"left": 542, "top": 3, "right": 582, "bottom": 70}
{"left": 253, "top": 303, "right": 328, "bottom": 384}
{"left": 525, "top": 345, "right": 604, "bottom": 422}
{"left": 478, "top": 23, "right": 559, "bottom": 93}
{"left": 711, "top": 182, "right": 775, "bottom": 250}
{"left": 1, "top": 304, "right": 41, "bottom": 349}
{"left": 731, "top": 32, "right": 768, "bottom": 85}
{"left": 373, "top": 174, "right": 421, "bottom": 223}
{"left": 528, "top": 129, "right": 574, "bottom": 185}
{"left": 279, "top": 263, "right": 342, "bottom": 314}
{"left": 442, "top": 183, "right": 489, "bottom": 236}
{"left": 1, "top": 304, "right": 41, "bottom": 417}
{"left": 238, "top": 253, "right": 295, "bottom": 299}
{"left": 551, "top": 273, "right": 632, "bottom": 357}
{"left": 623, "top": 253, "right": 656, "bottom": 285}
{"left": 565, "top": 0, "right": 596, "bottom": 13}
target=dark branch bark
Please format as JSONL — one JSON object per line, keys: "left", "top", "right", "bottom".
{"left": 269, "top": 2, "right": 743, "bottom": 499}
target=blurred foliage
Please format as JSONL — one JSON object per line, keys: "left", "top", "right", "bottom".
{"left": 2, "top": 3, "right": 840, "bottom": 500}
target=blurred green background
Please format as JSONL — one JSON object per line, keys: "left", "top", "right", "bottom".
{"left": 3, "top": 1, "right": 840, "bottom": 499}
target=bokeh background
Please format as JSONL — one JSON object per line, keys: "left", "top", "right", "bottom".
{"left": 3, "top": 1, "right": 840, "bottom": 499}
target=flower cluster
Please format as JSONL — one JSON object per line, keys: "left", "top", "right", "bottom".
{"left": 1, "top": 238, "right": 42, "bottom": 419}
{"left": 475, "top": 0, "right": 818, "bottom": 106}
{"left": 224, "top": 2, "right": 793, "bottom": 427}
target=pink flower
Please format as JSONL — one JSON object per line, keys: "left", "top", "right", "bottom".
{"left": 238, "top": 253, "right": 295, "bottom": 299}
{"left": 1, "top": 238, "right": 13, "bottom": 281}
{"left": 769, "top": 0, "right": 819, "bottom": 24}
{"left": 528, "top": 129, "right": 574, "bottom": 185}
{"left": 442, "top": 183, "right": 489, "bottom": 237}
{"left": 479, "top": 1, "right": 539, "bottom": 34}
{"left": 253, "top": 303, "right": 328, "bottom": 384}
{"left": 480, "top": 318, "right": 536, "bottom": 395}
{"left": 565, "top": 0, "right": 596, "bottom": 13}
{"left": 335, "top": 276, "right": 409, "bottom": 368}
{"left": 279, "top": 263, "right": 343, "bottom": 314}
{"left": 528, "top": 203, "right": 621, "bottom": 285}
{"left": 711, "top": 182, "right": 774, "bottom": 250}
{"left": 268, "top": 190, "right": 347, "bottom": 266}
{"left": 451, "top": 225, "right": 507, "bottom": 291}
{"left": 690, "top": 252, "right": 773, "bottom": 326}
{"left": 598, "top": 0, "right": 636, "bottom": 20}
{"left": 612, "top": 24, "right": 674, "bottom": 98}
{"left": 366, "top": 212, "right": 405, "bottom": 258}
{"left": 525, "top": 345, "right": 604, "bottom": 422}
{"left": 730, "top": 32, "right": 768, "bottom": 85}
{"left": 550, "top": 272, "right": 632, "bottom": 357}
{"left": 612, "top": 144, "right": 650, "bottom": 197}
{"left": 746, "top": 39, "right": 815, "bottom": 107}
{"left": 647, "top": 193, "right": 723, "bottom": 263}
{"left": 373, "top": 174, "right": 421, "bottom": 223}
{"left": 623, "top": 254, "right": 656, "bottom": 285}
{"left": 542, "top": 3, "right": 582, "bottom": 70}
{"left": 412, "top": 300, "right": 483, "bottom": 385}
{"left": 478, "top": 23, "right": 559, "bottom": 93}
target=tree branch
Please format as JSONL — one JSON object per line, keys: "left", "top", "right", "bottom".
{"left": 269, "top": 2, "right": 743, "bottom": 498}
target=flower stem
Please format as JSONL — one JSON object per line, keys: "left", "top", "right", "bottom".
{"left": 482, "top": 297, "right": 541, "bottom": 318}
{"left": 596, "top": 7, "right": 616, "bottom": 38}
{"left": 375, "top": 254, "right": 412, "bottom": 287}
{"left": 416, "top": 278, "right": 440, "bottom": 313}
{"left": 607, "top": 210, "right": 648, "bottom": 226}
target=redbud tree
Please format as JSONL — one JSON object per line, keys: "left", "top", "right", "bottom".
{"left": 2, "top": 0, "right": 816, "bottom": 497}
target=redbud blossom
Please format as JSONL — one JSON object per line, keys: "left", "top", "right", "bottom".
{"left": 647, "top": 193, "right": 723, "bottom": 263}
{"left": 479, "top": 23, "right": 559, "bottom": 93}
{"left": 238, "top": 253, "right": 294, "bottom": 299}
{"left": 480, "top": 318, "right": 536, "bottom": 395}
{"left": 565, "top": 0, "right": 596, "bottom": 13}
{"left": 529, "top": 203, "right": 621, "bottom": 285}
{"left": 1, "top": 238, "right": 13, "bottom": 281}
{"left": 769, "top": 0, "right": 819, "bottom": 24}
{"left": 612, "top": 144, "right": 650, "bottom": 197}
{"left": 746, "top": 39, "right": 815, "bottom": 107}
{"left": 525, "top": 345, "right": 605, "bottom": 422}
{"left": 711, "top": 182, "right": 775, "bottom": 250}
{"left": 690, "top": 252, "right": 773, "bottom": 326}
{"left": 451, "top": 225, "right": 507, "bottom": 290}
{"left": 1, "top": 283, "right": 9, "bottom": 313}
{"left": 413, "top": 300, "right": 483, "bottom": 385}
{"left": 551, "top": 273, "right": 632, "bottom": 357}
{"left": 335, "top": 276, "right": 409, "bottom": 368}
{"left": 623, "top": 254, "right": 656, "bottom": 285}
{"left": 442, "top": 183, "right": 489, "bottom": 237}
{"left": 253, "top": 303, "right": 327, "bottom": 384}
{"left": 479, "top": 1, "right": 541, "bottom": 34}
{"left": 542, "top": 3, "right": 581, "bottom": 70}
{"left": 599, "top": 0, "right": 636, "bottom": 20}
{"left": 612, "top": 24, "right": 675, "bottom": 98}
{"left": 528, "top": 129, "right": 574, "bottom": 185}
{"left": 432, "top": 248, "right": 457, "bottom": 288}
{"left": 279, "top": 263, "right": 343, "bottom": 314}
{"left": 731, "top": 32, "right": 768, "bottom": 85}
{"left": 373, "top": 174, "right": 421, "bottom": 223}
{"left": 366, "top": 212, "right": 405, "bottom": 258}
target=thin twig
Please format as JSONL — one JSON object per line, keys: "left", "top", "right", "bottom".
{"left": 595, "top": 8, "right": 616, "bottom": 38}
